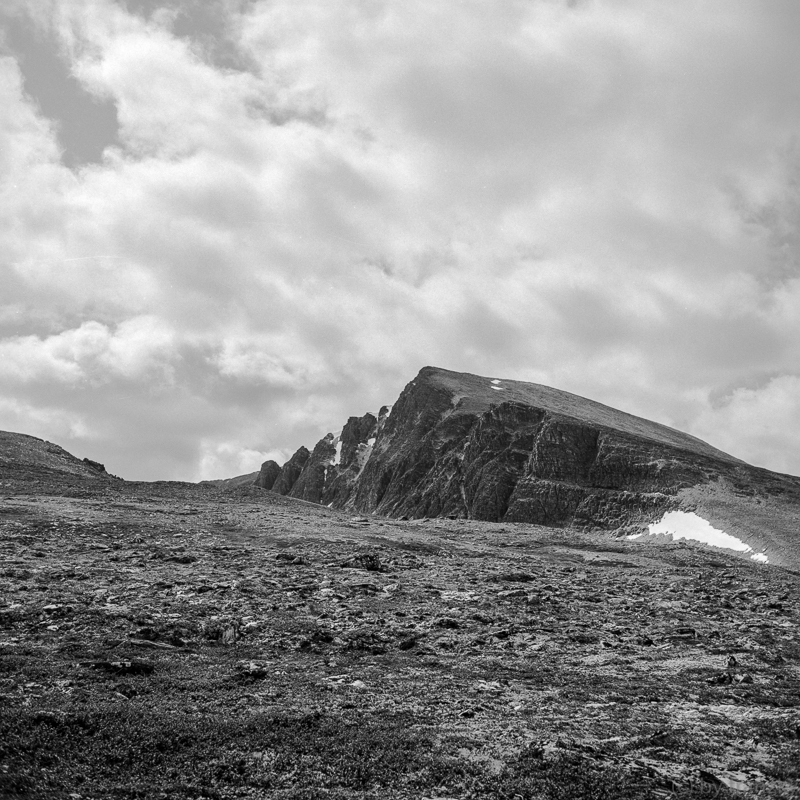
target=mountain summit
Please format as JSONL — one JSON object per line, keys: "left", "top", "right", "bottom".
{"left": 273, "top": 366, "right": 800, "bottom": 565}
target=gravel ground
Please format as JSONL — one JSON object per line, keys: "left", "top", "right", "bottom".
{"left": 1, "top": 480, "right": 799, "bottom": 799}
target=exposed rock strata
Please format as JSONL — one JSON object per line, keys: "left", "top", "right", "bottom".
{"left": 280, "top": 367, "right": 800, "bottom": 537}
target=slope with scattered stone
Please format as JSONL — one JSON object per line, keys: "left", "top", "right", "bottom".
{"left": 1, "top": 480, "right": 799, "bottom": 799}
{"left": 0, "top": 430, "right": 113, "bottom": 486}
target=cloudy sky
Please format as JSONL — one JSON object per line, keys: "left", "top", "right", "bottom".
{"left": 1, "top": 0, "right": 799, "bottom": 481}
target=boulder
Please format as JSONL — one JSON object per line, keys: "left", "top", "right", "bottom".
{"left": 254, "top": 459, "right": 281, "bottom": 490}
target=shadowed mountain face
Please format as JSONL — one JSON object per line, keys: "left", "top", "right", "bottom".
{"left": 348, "top": 367, "right": 742, "bottom": 525}
{"left": 280, "top": 367, "right": 800, "bottom": 565}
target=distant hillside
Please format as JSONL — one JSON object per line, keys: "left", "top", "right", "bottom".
{"left": 0, "top": 431, "right": 112, "bottom": 483}
{"left": 198, "top": 472, "right": 260, "bottom": 490}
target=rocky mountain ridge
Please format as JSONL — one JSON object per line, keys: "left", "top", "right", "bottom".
{"left": 265, "top": 367, "right": 800, "bottom": 565}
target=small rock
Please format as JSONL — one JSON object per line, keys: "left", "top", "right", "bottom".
{"left": 87, "top": 660, "right": 155, "bottom": 676}
{"left": 698, "top": 769, "right": 750, "bottom": 793}
{"left": 496, "top": 572, "right": 535, "bottom": 583}
{"left": 498, "top": 589, "right": 527, "bottom": 600}
{"left": 276, "top": 553, "right": 305, "bottom": 565}
{"left": 237, "top": 661, "right": 269, "bottom": 679}
{"left": 706, "top": 672, "right": 733, "bottom": 686}
{"left": 128, "top": 638, "right": 178, "bottom": 650}
{"left": 167, "top": 554, "right": 197, "bottom": 564}
{"left": 222, "top": 625, "right": 239, "bottom": 645}
{"left": 342, "top": 553, "right": 385, "bottom": 572}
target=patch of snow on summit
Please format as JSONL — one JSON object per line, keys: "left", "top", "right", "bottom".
{"left": 490, "top": 385, "right": 504, "bottom": 391}
{"left": 629, "top": 511, "right": 767, "bottom": 562}
{"left": 491, "top": 379, "right": 502, "bottom": 384}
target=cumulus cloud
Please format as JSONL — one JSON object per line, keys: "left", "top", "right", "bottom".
{"left": 1, "top": 0, "right": 799, "bottom": 479}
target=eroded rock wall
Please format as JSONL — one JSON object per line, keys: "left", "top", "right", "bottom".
{"left": 270, "top": 367, "right": 772, "bottom": 532}
{"left": 271, "top": 446, "right": 310, "bottom": 496}
{"left": 335, "top": 371, "right": 734, "bottom": 529}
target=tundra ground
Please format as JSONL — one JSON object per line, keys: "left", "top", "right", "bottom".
{"left": 1, "top": 481, "right": 799, "bottom": 799}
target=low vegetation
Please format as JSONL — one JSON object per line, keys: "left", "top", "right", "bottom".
{"left": 1, "top": 479, "right": 798, "bottom": 798}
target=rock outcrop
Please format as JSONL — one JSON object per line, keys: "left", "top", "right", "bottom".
{"left": 254, "top": 460, "right": 281, "bottom": 490}
{"left": 319, "top": 412, "right": 380, "bottom": 507}
{"left": 277, "top": 367, "right": 800, "bottom": 540}
{"left": 289, "top": 435, "right": 337, "bottom": 503}
{"left": 346, "top": 368, "right": 760, "bottom": 529}
{"left": 271, "top": 446, "right": 310, "bottom": 496}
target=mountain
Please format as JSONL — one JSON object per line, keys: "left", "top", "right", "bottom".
{"left": 0, "top": 430, "right": 113, "bottom": 484}
{"left": 279, "top": 366, "right": 800, "bottom": 566}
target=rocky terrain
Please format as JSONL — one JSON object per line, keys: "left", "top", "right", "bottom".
{"left": 2, "top": 369, "right": 800, "bottom": 799}
{"left": 0, "top": 432, "right": 799, "bottom": 798}
{"left": 265, "top": 367, "right": 800, "bottom": 569}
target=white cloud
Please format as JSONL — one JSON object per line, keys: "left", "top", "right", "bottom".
{"left": 197, "top": 439, "right": 286, "bottom": 482}
{"left": 1, "top": 0, "right": 800, "bottom": 479}
{"left": 0, "top": 318, "right": 177, "bottom": 385}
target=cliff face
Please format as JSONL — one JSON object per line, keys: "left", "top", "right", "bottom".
{"left": 278, "top": 367, "right": 800, "bottom": 535}
{"left": 289, "top": 435, "right": 337, "bottom": 503}
{"left": 271, "top": 446, "right": 310, "bottom": 496}
{"left": 319, "top": 412, "right": 379, "bottom": 508}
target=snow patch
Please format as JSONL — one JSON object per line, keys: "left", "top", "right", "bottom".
{"left": 491, "top": 379, "right": 502, "bottom": 385}
{"left": 367, "top": 437, "right": 376, "bottom": 447}
{"left": 332, "top": 435, "right": 343, "bottom": 466}
{"left": 490, "top": 385, "right": 504, "bottom": 391}
{"left": 628, "top": 511, "right": 768, "bottom": 563}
